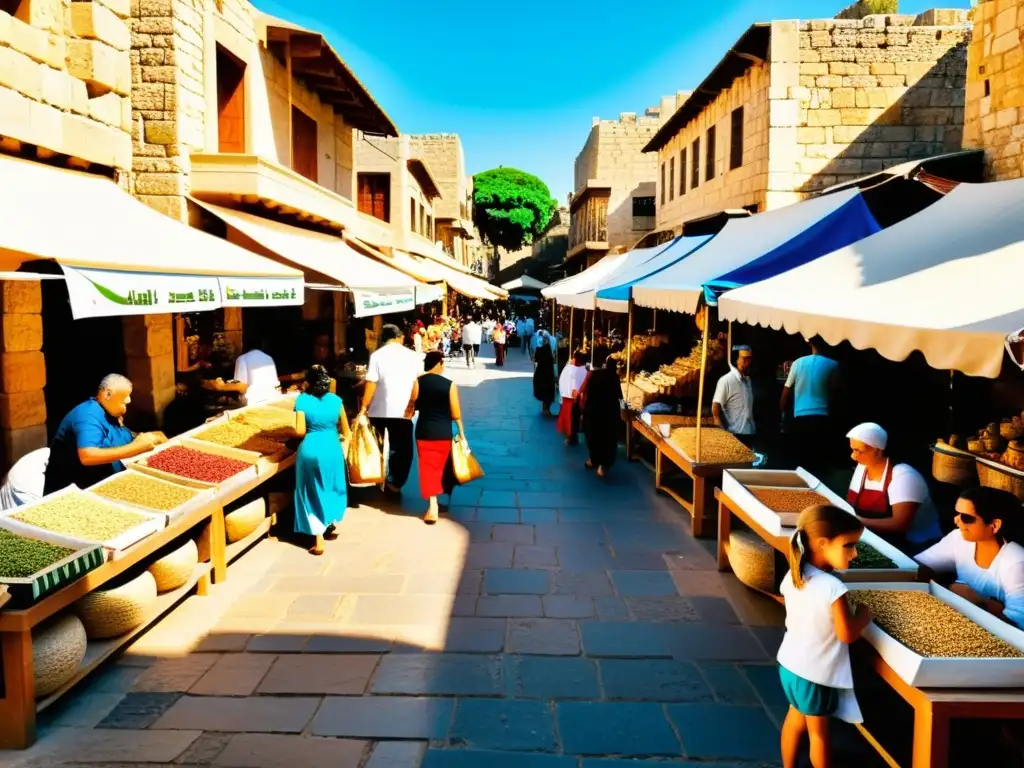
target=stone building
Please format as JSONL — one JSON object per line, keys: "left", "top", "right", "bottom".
{"left": 354, "top": 134, "right": 443, "bottom": 258}
{"left": 566, "top": 96, "right": 688, "bottom": 273}
{"left": 407, "top": 135, "right": 475, "bottom": 268}
{"left": 0, "top": 0, "right": 134, "bottom": 466}
{"left": 963, "top": 0, "right": 1024, "bottom": 180}
{"left": 646, "top": 8, "right": 969, "bottom": 233}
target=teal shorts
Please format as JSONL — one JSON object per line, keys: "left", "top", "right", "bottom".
{"left": 778, "top": 665, "right": 839, "bottom": 717}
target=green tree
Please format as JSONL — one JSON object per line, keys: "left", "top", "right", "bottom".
{"left": 472, "top": 168, "right": 558, "bottom": 256}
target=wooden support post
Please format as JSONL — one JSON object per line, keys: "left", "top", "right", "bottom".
{"left": 568, "top": 308, "right": 574, "bottom": 355}
{"left": 0, "top": 630, "right": 35, "bottom": 748}
{"left": 590, "top": 308, "right": 596, "bottom": 367}
{"left": 694, "top": 310, "right": 710, "bottom": 464}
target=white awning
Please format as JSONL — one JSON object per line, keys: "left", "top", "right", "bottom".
{"left": 592, "top": 235, "right": 712, "bottom": 313}
{"left": 392, "top": 250, "right": 504, "bottom": 301}
{"left": 502, "top": 275, "right": 549, "bottom": 291}
{"left": 195, "top": 201, "right": 424, "bottom": 318}
{"left": 542, "top": 253, "right": 630, "bottom": 301}
{"left": 0, "top": 154, "right": 304, "bottom": 318}
{"left": 556, "top": 241, "right": 691, "bottom": 310}
{"left": 718, "top": 179, "right": 1024, "bottom": 378}
{"left": 633, "top": 189, "right": 868, "bottom": 314}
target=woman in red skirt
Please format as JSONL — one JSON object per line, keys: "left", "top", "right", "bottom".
{"left": 407, "top": 351, "right": 465, "bottom": 523}
{"left": 556, "top": 353, "right": 588, "bottom": 445}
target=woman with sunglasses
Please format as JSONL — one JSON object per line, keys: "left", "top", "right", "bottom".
{"left": 915, "top": 486, "right": 1024, "bottom": 628}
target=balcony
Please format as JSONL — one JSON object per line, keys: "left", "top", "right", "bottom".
{"left": 567, "top": 182, "right": 610, "bottom": 261}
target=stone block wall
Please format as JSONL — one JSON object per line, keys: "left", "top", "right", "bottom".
{"left": 963, "top": 0, "right": 1024, "bottom": 180}
{"left": 0, "top": 0, "right": 132, "bottom": 169}
{"left": 408, "top": 134, "right": 467, "bottom": 221}
{"left": 0, "top": 282, "right": 46, "bottom": 468}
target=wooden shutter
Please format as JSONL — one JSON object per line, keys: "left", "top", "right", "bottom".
{"left": 217, "top": 46, "right": 246, "bottom": 153}
{"left": 291, "top": 106, "right": 318, "bottom": 183}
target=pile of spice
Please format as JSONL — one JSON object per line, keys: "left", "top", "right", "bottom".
{"left": 93, "top": 473, "right": 199, "bottom": 512}
{"left": 195, "top": 421, "right": 286, "bottom": 455}
{"left": 232, "top": 408, "right": 296, "bottom": 441}
{"left": 668, "top": 427, "right": 755, "bottom": 465}
{"left": 749, "top": 488, "right": 832, "bottom": 514}
{"left": 10, "top": 492, "right": 149, "bottom": 541}
{"left": 146, "top": 446, "right": 251, "bottom": 484}
{"left": 850, "top": 542, "right": 897, "bottom": 570}
{"left": 849, "top": 590, "right": 1023, "bottom": 658}
{"left": 0, "top": 528, "right": 77, "bottom": 578}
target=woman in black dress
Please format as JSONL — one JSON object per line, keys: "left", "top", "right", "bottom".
{"left": 581, "top": 357, "right": 622, "bottom": 477}
{"left": 533, "top": 337, "right": 556, "bottom": 415}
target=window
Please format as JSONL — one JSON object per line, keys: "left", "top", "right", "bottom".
{"left": 706, "top": 126, "right": 716, "bottom": 182}
{"left": 730, "top": 107, "right": 745, "bottom": 170}
{"left": 660, "top": 162, "right": 666, "bottom": 206}
{"left": 420, "top": 205, "right": 426, "bottom": 238}
{"left": 357, "top": 173, "right": 390, "bottom": 222}
{"left": 216, "top": 45, "right": 246, "bottom": 153}
{"left": 691, "top": 138, "right": 700, "bottom": 189}
{"left": 679, "top": 148, "right": 687, "bottom": 196}
{"left": 669, "top": 158, "right": 675, "bottom": 202}
{"left": 291, "top": 106, "right": 318, "bottom": 183}
{"left": 632, "top": 196, "right": 655, "bottom": 232}
{"left": 410, "top": 198, "right": 418, "bottom": 233}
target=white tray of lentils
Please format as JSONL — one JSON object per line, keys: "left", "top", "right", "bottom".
{"left": 847, "top": 581, "right": 1024, "bottom": 687}
{"left": 0, "top": 485, "right": 166, "bottom": 560}
{"left": 88, "top": 469, "right": 215, "bottom": 524}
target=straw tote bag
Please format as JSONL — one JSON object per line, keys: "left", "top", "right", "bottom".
{"left": 450, "top": 436, "right": 484, "bottom": 485}
{"left": 347, "top": 418, "right": 384, "bottom": 486}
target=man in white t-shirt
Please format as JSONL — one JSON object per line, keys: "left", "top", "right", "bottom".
{"left": 461, "top": 317, "right": 483, "bottom": 369}
{"left": 233, "top": 347, "right": 280, "bottom": 405}
{"left": 0, "top": 448, "right": 49, "bottom": 510}
{"left": 359, "top": 323, "right": 423, "bottom": 494}
{"left": 712, "top": 346, "right": 756, "bottom": 442}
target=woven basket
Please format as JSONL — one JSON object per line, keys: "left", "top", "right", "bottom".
{"left": 931, "top": 444, "right": 977, "bottom": 487}
{"left": 32, "top": 613, "right": 87, "bottom": 698}
{"left": 76, "top": 571, "right": 157, "bottom": 640}
{"left": 977, "top": 461, "right": 1024, "bottom": 502}
{"left": 147, "top": 540, "right": 198, "bottom": 593}
{"left": 1001, "top": 422, "right": 1024, "bottom": 441}
{"left": 728, "top": 530, "right": 776, "bottom": 594}
{"left": 225, "top": 498, "right": 266, "bottom": 543}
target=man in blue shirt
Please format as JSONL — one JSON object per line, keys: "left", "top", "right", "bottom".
{"left": 780, "top": 336, "right": 839, "bottom": 475}
{"left": 43, "top": 374, "right": 167, "bottom": 495}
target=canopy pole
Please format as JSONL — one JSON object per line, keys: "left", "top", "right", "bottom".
{"left": 590, "top": 309, "right": 596, "bottom": 367}
{"left": 653, "top": 308, "right": 657, "bottom": 332}
{"left": 568, "top": 308, "right": 575, "bottom": 356}
{"left": 727, "top": 320, "right": 733, "bottom": 360}
{"left": 694, "top": 308, "right": 710, "bottom": 464}
{"left": 625, "top": 298, "right": 634, "bottom": 387}
{"left": 442, "top": 281, "right": 448, "bottom": 317}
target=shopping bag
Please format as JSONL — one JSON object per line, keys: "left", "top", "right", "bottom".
{"left": 450, "top": 436, "right": 484, "bottom": 485}
{"left": 347, "top": 418, "right": 384, "bottom": 486}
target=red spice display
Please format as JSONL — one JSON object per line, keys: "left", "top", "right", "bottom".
{"left": 146, "top": 446, "right": 250, "bottom": 484}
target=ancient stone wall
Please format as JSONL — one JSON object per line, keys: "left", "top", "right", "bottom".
{"left": 408, "top": 134, "right": 468, "bottom": 221}
{"left": 0, "top": 0, "right": 132, "bottom": 169}
{"left": 963, "top": 0, "right": 1024, "bottom": 180}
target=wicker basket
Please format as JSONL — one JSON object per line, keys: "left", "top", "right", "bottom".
{"left": 147, "top": 540, "right": 198, "bottom": 593}
{"left": 1001, "top": 422, "right": 1024, "bottom": 441}
{"left": 931, "top": 444, "right": 977, "bottom": 487}
{"left": 76, "top": 571, "right": 157, "bottom": 640}
{"left": 32, "top": 613, "right": 87, "bottom": 698}
{"left": 225, "top": 498, "right": 267, "bottom": 543}
{"left": 728, "top": 530, "right": 776, "bottom": 594}
{"left": 977, "top": 460, "right": 1024, "bottom": 502}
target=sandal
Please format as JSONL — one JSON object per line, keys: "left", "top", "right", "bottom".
{"left": 324, "top": 526, "right": 339, "bottom": 541}
{"left": 309, "top": 544, "right": 325, "bottom": 556}
{"left": 423, "top": 509, "right": 439, "bottom": 525}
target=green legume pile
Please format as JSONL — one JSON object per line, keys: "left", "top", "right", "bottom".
{"left": 850, "top": 541, "right": 897, "bottom": 570}
{"left": 93, "top": 473, "right": 198, "bottom": 511}
{"left": 0, "top": 528, "right": 76, "bottom": 578}
{"left": 11, "top": 492, "right": 150, "bottom": 541}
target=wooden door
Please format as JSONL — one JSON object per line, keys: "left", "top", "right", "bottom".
{"left": 217, "top": 46, "right": 245, "bottom": 153}
{"left": 291, "top": 107, "right": 318, "bottom": 183}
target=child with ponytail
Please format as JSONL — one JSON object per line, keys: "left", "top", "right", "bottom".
{"left": 777, "top": 505, "right": 874, "bottom": 768}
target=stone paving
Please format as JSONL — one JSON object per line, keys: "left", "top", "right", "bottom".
{"left": 3, "top": 344, "right": 816, "bottom": 768}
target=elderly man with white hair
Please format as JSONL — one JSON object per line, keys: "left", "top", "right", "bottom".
{"left": 846, "top": 421, "right": 942, "bottom": 554}
{"left": 43, "top": 373, "right": 167, "bottom": 495}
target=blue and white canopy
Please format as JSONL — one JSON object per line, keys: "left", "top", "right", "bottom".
{"left": 632, "top": 188, "right": 880, "bottom": 315}
{"left": 594, "top": 235, "right": 712, "bottom": 313}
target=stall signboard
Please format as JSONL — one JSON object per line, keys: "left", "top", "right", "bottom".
{"left": 352, "top": 289, "right": 416, "bottom": 318}
{"left": 61, "top": 265, "right": 221, "bottom": 319}
{"left": 219, "top": 277, "right": 304, "bottom": 307}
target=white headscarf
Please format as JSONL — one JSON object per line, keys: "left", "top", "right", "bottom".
{"left": 846, "top": 422, "right": 888, "bottom": 451}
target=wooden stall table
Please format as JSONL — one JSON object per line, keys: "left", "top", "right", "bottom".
{"left": 852, "top": 643, "right": 1024, "bottom": 768}
{"left": 631, "top": 419, "right": 751, "bottom": 538}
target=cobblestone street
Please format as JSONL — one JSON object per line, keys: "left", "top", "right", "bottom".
{"left": 5, "top": 345, "right": 796, "bottom": 768}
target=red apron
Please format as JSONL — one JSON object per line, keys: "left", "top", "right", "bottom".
{"left": 847, "top": 461, "right": 893, "bottom": 520}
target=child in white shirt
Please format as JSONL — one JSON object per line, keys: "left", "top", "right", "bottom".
{"left": 777, "top": 505, "right": 874, "bottom": 768}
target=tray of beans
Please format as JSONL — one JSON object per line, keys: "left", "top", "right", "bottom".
{"left": 127, "top": 438, "right": 261, "bottom": 490}
{"left": 0, "top": 527, "right": 105, "bottom": 608}
{"left": 228, "top": 406, "right": 298, "bottom": 442}
{"left": 89, "top": 469, "right": 214, "bottom": 523}
{"left": 0, "top": 486, "right": 166, "bottom": 558}
{"left": 847, "top": 582, "right": 1024, "bottom": 687}
{"left": 193, "top": 420, "right": 290, "bottom": 457}
{"left": 667, "top": 427, "right": 755, "bottom": 467}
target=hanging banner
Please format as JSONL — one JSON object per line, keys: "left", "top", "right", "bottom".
{"left": 61, "top": 265, "right": 221, "bottom": 319}
{"left": 352, "top": 289, "right": 416, "bottom": 318}
{"left": 219, "top": 277, "right": 305, "bottom": 307}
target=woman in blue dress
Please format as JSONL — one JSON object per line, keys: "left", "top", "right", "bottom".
{"left": 293, "top": 365, "right": 351, "bottom": 555}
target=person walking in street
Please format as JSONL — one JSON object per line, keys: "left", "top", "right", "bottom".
{"left": 293, "top": 365, "right": 351, "bottom": 556}
{"left": 462, "top": 316, "right": 483, "bottom": 369}
{"left": 580, "top": 357, "right": 622, "bottom": 477}
{"left": 359, "top": 324, "right": 422, "bottom": 495}
{"left": 408, "top": 351, "right": 466, "bottom": 524}
{"left": 781, "top": 336, "right": 839, "bottom": 474}
{"left": 533, "top": 335, "right": 556, "bottom": 415}
{"left": 524, "top": 316, "right": 536, "bottom": 358}
{"left": 492, "top": 323, "right": 507, "bottom": 367}
{"left": 557, "top": 352, "right": 588, "bottom": 445}
{"left": 713, "top": 345, "right": 756, "bottom": 446}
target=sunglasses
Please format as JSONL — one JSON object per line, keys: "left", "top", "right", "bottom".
{"left": 955, "top": 512, "right": 979, "bottom": 525}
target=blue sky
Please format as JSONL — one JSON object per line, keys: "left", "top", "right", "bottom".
{"left": 257, "top": 0, "right": 969, "bottom": 202}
